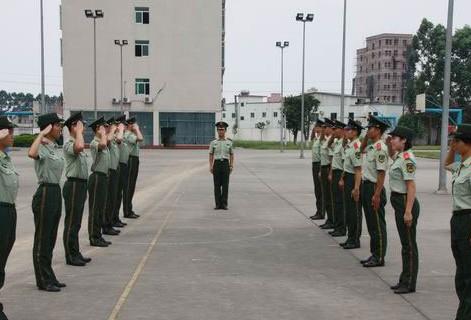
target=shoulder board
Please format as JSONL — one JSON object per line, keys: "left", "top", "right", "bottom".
{"left": 375, "top": 142, "right": 382, "bottom": 151}
{"left": 403, "top": 152, "right": 410, "bottom": 160}
{"left": 353, "top": 142, "right": 359, "bottom": 150}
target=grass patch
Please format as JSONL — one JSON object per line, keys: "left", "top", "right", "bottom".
{"left": 415, "top": 150, "right": 440, "bottom": 159}
{"left": 233, "top": 140, "right": 304, "bottom": 150}
{"left": 414, "top": 145, "right": 441, "bottom": 150}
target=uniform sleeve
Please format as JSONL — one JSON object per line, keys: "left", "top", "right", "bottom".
{"left": 209, "top": 141, "right": 215, "bottom": 154}
{"left": 229, "top": 142, "right": 234, "bottom": 154}
{"left": 446, "top": 162, "right": 460, "bottom": 172}
{"left": 126, "top": 133, "right": 137, "bottom": 145}
{"left": 352, "top": 149, "right": 363, "bottom": 168}
{"left": 402, "top": 159, "right": 416, "bottom": 181}
{"left": 375, "top": 148, "right": 388, "bottom": 171}
{"left": 64, "top": 141, "right": 75, "bottom": 156}
{"left": 37, "top": 144, "right": 49, "bottom": 160}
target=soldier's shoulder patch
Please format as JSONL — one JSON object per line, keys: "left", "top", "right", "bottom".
{"left": 376, "top": 142, "right": 382, "bottom": 151}
{"left": 403, "top": 152, "right": 410, "bottom": 160}
{"left": 354, "top": 142, "right": 359, "bottom": 150}
{"left": 378, "top": 154, "right": 386, "bottom": 163}
{"left": 406, "top": 162, "right": 415, "bottom": 173}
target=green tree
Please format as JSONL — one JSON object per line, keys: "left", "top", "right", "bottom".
{"left": 282, "top": 95, "right": 320, "bottom": 144}
{"left": 397, "top": 114, "right": 425, "bottom": 139}
{"left": 255, "top": 121, "right": 268, "bottom": 142}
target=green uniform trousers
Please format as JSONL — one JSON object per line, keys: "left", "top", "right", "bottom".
{"left": 321, "top": 165, "right": 333, "bottom": 225}
{"left": 344, "top": 173, "right": 362, "bottom": 245}
{"left": 62, "top": 178, "right": 87, "bottom": 261}
{"left": 124, "top": 156, "right": 139, "bottom": 217}
{"left": 116, "top": 163, "right": 128, "bottom": 223}
{"left": 361, "top": 180, "right": 387, "bottom": 260}
{"left": 104, "top": 169, "right": 119, "bottom": 228}
{"left": 451, "top": 211, "right": 471, "bottom": 320}
{"left": 88, "top": 172, "right": 108, "bottom": 242}
{"left": 390, "top": 192, "right": 420, "bottom": 290}
{"left": 312, "top": 162, "right": 323, "bottom": 217}
{"left": 0, "top": 203, "right": 16, "bottom": 291}
{"left": 332, "top": 169, "right": 345, "bottom": 232}
{"left": 213, "top": 159, "right": 230, "bottom": 208}
{"left": 32, "top": 184, "right": 62, "bottom": 288}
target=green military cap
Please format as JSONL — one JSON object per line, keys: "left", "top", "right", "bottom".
{"left": 116, "top": 115, "right": 127, "bottom": 124}
{"left": 0, "top": 116, "right": 17, "bottom": 129}
{"left": 107, "top": 117, "right": 118, "bottom": 126}
{"left": 215, "top": 121, "right": 229, "bottom": 129}
{"left": 389, "top": 126, "right": 415, "bottom": 142}
{"left": 451, "top": 124, "right": 471, "bottom": 141}
{"left": 333, "top": 120, "right": 347, "bottom": 129}
{"left": 64, "top": 112, "right": 84, "bottom": 128}
{"left": 367, "top": 115, "right": 390, "bottom": 130}
{"left": 315, "top": 119, "right": 325, "bottom": 127}
{"left": 345, "top": 119, "right": 364, "bottom": 132}
{"left": 88, "top": 116, "right": 107, "bottom": 130}
{"left": 37, "top": 113, "right": 63, "bottom": 129}
{"left": 323, "top": 118, "right": 336, "bottom": 128}
{"left": 126, "top": 117, "right": 137, "bottom": 125}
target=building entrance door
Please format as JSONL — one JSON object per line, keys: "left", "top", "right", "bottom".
{"left": 161, "top": 127, "right": 176, "bottom": 147}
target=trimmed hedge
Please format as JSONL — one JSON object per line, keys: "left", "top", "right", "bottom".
{"left": 14, "top": 134, "right": 37, "bottom": 147}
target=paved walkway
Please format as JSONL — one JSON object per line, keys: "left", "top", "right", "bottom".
{"left": 1, "top": 149, "right": 456, "bottom": 319}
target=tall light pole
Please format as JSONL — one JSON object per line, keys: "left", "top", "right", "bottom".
{"left": 340, "top": 0, "right": 347, "bottom": 122}
{"left": 296, "top": 13, "right": 314, "bottom": 159}
{"left": 40, "top": 0, "right": 46, "bottom": 114}
{"left": 114, "top": 40, "right": 128, "bottom": 114}
{"left": 276, "top": 41, "right": 289, "bottom": 153}
{"left": 85, "top": 9, "right": 104, "bottom": 119}
{"left": 438, "top": 0, "right": 454, "bottom": 193}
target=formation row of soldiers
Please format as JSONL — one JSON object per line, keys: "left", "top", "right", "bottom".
{"left": 0, "top": 113, "right": 143, "bottom": 319}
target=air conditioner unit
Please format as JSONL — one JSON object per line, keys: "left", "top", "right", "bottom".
{"left": 144, "top": 96, "right": 153, "bottom": 104}
{"left": 112, "top": 98, "right": 119, "bottom": 104}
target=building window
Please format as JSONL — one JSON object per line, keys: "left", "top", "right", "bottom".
{"left": 135, "top": 40, "right": 149, "bottom": 57}
{"left": 373, "top": 112, "right": 378, "bottom": 116}
{"left": 240, "top": 102, "right": 245, "bottom": 107}
{"left": 250, "top": 112, "right": 255, "bottom": 118}
{"left": 240, "top": 116, "right": 245, "bottom": 121}
{"left": 394, "top": 38, "right": 399, "bottom": 45}
{"left": 330, "top": 113, "right": 337, "bottom": 120}
{"left": 392, "top": 96, "right": 397, "bottom": 103}
{"left": 348, "top": 112, "right": 354, "bottom": 120}
{"left": 135, "top": 78, "right": 150, "bottom": 95}
{"left": 372, "top": 43, "right": 375, "bottom": 50}
{"left": 222, "top": 113, "right": 226, "bottom": 118}
{"left": 232, "top": 113, "right": 236, "bottom": 118}
{"left": 135, "top": 7, "right": 150, "bottom": 24}
{"left": 394, "top": 50, "right": 398, "bottom": 56}
{"left": 379, "top": 40, "right": 382, "bottom": 47}
{"left": 273, "top": 112, "right": 278, "bottom": 118}
{"left": 262, "top": 112, "right": 267, "bottom": 118}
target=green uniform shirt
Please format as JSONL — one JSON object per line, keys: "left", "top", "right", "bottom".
{"left": 311, "top": 137, "right": 321, "bottom": 163}
{"left": 449, "top": 157, "right": 471, "bottom": 211}
{"left": 320, "top": 136, "right": 332, "bottom": 166}
{"left": 119, "top": 139, "right": 130, "bottom": 164}
{"left": 125, "top": 131, "right": 140, "bottom": 157}
{"left": 108, "top": 139, "right": 120, "bottom": 170}
{"left": 63, "top": 138, "right": 89, "bottom": 180}
{"left": 362, "top": 140, "right": 388, "bottom": 183}
{"left": 90, "top": 137, "right": 111, "bottom": 175}
{"left": 331, "top": 138, "right": 345, "bottom": 171}
{"left": 0, "top": 151, "right": 19, "bottom": 204}
{"left": 343, "top": 138, "right": 362, "bottom": 174}
{"left": 209, "top": 139, "right": 233, "bottom": 160}
{"left": 389, "top": 150, "right": 416, "bottom": 193}
{"left": 35, "top": 141, "right": 65, "bottom": 184}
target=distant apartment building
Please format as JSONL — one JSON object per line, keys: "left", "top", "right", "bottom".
{"left": 60, "top": 0, "right": 225, "bottom": 146}
{"left": 354, "top": 33, "right": 413, "bottom": 105}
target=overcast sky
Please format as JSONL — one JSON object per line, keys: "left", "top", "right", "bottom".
{"left": 0, "top": 0, "right": 470, "bottom": 101}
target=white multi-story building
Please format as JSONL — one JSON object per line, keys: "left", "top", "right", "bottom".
{"left": 60, "top": 0, "right": 225, "bottom": 146}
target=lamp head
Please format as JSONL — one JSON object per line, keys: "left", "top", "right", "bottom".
{"left": 306, "top": 13, "right": 314, "bottom": 22}
{"left": 296, "top": 13, "right": 304, "bottom": 21}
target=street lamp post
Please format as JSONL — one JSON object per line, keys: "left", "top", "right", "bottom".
{"left": 276, "top": 41, "right": 289, "bottom": 153}
{"left": 114, "top": 40, "right": 129, "bottom": 114}
{"left": 340, "top": 0, "right": 347, "bottom": 122}
{"left": 438, "top": 0, "right": 454, "bottom": 193}
{"left": 40, "top": 0, "right": 46, "bottom": 114}
{"left": 296, "top": 13, "right": 314, "bottom": 159}
{"left": 85, "top": 9, "right": 104, "bottom": 119}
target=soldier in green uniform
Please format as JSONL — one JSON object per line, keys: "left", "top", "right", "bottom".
{"left": 310, "top": 120, "right": 325, "bottom": 220}
{"left": 386, "top": 126, "right": 420, "bottom": 294}
{"left": 445, "top": 124, "right": 471, "bottom": 320}
{"left": 123, "top": 118, "right": 143, "bottom": 219}
{"left": 102, "top": 117, "right": 123, "bottom": 236}
{"left": 360, "top": 115, "right": 390, "bottom": 268}
{"left": 329, "top": 120, "right": 347, "bottom": 237}
{"left": 340, "top": 119, "right": 363, "bottom": 249}
{"left": 88, "top": 117, "right": 112, "bottom": 247}
{"left": 62, "top": 112, "right": 92, "bottom": 267}
{"left": 28, "top": 113, "right": 66, "bottom": 292}
{"left": 114, "top": 115, "right": 128, "bottom": 227}
{"left": 319, "top": 119, "right": 335, "bottom": 229}
{"left": 0, "top": 117, "right": 18, "bottom": 319}
{"left": 209, "top": 121, "right": 234, "bottom": 210}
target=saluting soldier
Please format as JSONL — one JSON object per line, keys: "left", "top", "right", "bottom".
{"left": 319, "top": 118, "right": 335, "bottom": 229}
{"left": 386, "top": 126, "right": 420, "bottom": 294}
{"left": 114, "top": 115, "right": 128, "bottom": 228}
{"left": 310, "top": 120, "right": 325, "bottom": 220}
{"left": 88, "top": 117, "right": 112, "bottom": 247}
{"left": 329, "top": 120, "right": 347, "bottom": 237}
{"left": 340, "top": 119, "right": 363, "bottom": 249}
{"left": 28, "top": 113, "right": 66, "bottom": 292}
{"left": 209, "top": 121, "right": 234, "bottom": 210}
{"left": 445, "top": 124, "right": 471, "bottom": 320}
{"left": 102, "top": 117, "right": 122, "bottom": 236}
{"left": 123, "top": 118, "right": 143, "bottom": 219}
{"left": 360, "top": 115, "right": 390, "bottom": 268}
{"left": 62, "top": 112, "right": 92, "bottom": 267}
{"left": 0, "top": 117, "right": 18, "bottom": 319}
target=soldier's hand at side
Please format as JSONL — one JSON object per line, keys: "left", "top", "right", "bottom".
{"left": 230, "top": 166, "right": 233, "bottom": 174}
{"left": 404, "top": 211, "right": 413, "bottom": 228}
{"left": 352, "top": 188, "right": 360, "bottom": 202}
{"left": 338, "top": 178, "right": 344, "bottom": 190}
{"left": 328, "top": 172, "right": 332, "bottom": 182}
{"left": 210, "top": 167, "right": 214, "bottom": 174}
{"left": 372, "top": 194, "right": 380, "bottom": 211}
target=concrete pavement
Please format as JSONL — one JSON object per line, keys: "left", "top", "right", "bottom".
{"left": 1, "top": 148, "right": 456, "bottom": 320}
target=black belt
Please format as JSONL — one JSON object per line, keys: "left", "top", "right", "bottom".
{"left": 91, "top": 171, "right": 107, "bottom": 177}
{"left": 129, "top": 155, "right": 139, "bottom": 159}
{"left": 109, "top": 168, "right": 118, "bottom": 172}
{"left": 321, "top": 164, "right": 330, "bottom": 168}
{"left": 344, "top": 172, "right": 355, "bottom": 176}
{"left": 453, "top": 209, "right": 471, "bottom": 216}
{"left": 333, "top": 168, "right": 343, "bottom": 172}
{"left": 0, "top": 202, "right": 15, "bottom": 209}
{"left": 39, "top": 182, "right": 60, "bottom": 187}
{"left": 215, "top": 159, "right": 229, "bottom": 162}
{"left": 363, "top": 180, "right": 375, "bottom": 185}
{"left": 391, "top": 191, "right": 406, "bottom": 196}
{"left": 67, "top": 177, "right": 87, "bottom": 183}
